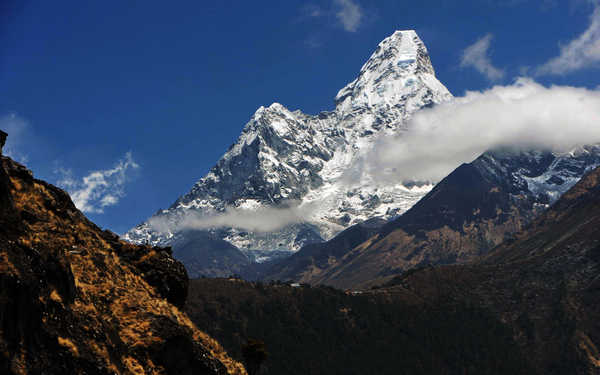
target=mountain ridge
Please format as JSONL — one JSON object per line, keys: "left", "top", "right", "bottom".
{"left": 264, "top": 146, "right": 600, "bottom": 288}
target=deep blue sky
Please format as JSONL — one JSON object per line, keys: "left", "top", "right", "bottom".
{"left": 1, "top": 0, "right": 599, "bottom": 233}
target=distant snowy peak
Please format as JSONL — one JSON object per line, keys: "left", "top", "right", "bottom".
{"left": 335, "top": 30, "right": 451, "bottom": 116}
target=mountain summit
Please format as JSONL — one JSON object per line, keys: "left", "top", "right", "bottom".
{"left": 124, "top": 31, "right": 453, "bottom": 276}
{"left": 335, "top": 30, "right": 447, "bottom": 116}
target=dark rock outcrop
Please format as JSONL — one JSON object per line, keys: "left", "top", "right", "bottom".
{"left": 0, "top": 130, "right": 6, "bottom": 155}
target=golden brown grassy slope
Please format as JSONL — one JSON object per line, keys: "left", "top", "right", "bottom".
{"left": 0, "top": 154, "right": 246, "bottom": 375}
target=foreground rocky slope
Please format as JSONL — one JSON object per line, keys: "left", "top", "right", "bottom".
{"left": 0, "top": 144, "right": 245, "bottom": 374}
{"left": 125, "top": 30, "right": 452, "bottom": 276}
{"left": 266, "top": 147, "right": 600, "bottom": 288}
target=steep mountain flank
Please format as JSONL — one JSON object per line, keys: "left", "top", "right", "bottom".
{"left": 0, "top": 150, "right": 245, "bottom": 374}
{"left": 170, "top": 231, "right": 251, "bottom": 278}
{"left": 274, "top": 147, "right": 600, "bottom": 289}
{"left": 125, "top": 30, "right": 452, "bottom": 276}
{"left": 259, "top": 218, "right": 386, "bottom": 282}
{"left": 380, "top": 165, "right": 600, "bottom": 374}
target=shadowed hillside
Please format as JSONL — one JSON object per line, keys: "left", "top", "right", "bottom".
{"left": 381, "top": 166, "right": 600, "bottom": 374}
{"left": 186, "top": 278, "right": 529, "bottom": 375}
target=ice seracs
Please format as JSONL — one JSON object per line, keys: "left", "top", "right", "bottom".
{"left": 124, "top": 30, "right": 454, "bottom": 262}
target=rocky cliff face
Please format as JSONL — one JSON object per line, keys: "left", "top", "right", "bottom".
{"left": 0, "top": 148, "right": 245, "bottom": 374}
{"left": 265, "top": 146, "right": 600, "bottom": 288}
{"left": 124, "top": 30, "right": 452, "bottom": 277}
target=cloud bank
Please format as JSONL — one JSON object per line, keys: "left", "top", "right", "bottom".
{"left": 148, "top": 203, "right": 316, "bottom": 234}
{"left": 536, "top": 5, "right": 600, "bottom": 75}
{"left": 364, "top": 78, "right": 600, "bottom": 183}
{"left": 57, "top": 152, "right": 140, "bottom": 213}
{"left": 460, "top": 34, "right": 505, "bottom": 81}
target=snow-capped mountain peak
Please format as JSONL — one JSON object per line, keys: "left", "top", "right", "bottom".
{"left": 358, "top": 30, "right": 434, "bottom": 79}
{"left": 124, "top": 31, "right": 454, "bottom": 273}
{"left": 335, "top": 30, "right": 450, "bottom": 117}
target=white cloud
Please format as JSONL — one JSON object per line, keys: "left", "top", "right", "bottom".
{"left": 334, "top": 0, "right": 362, "bottom": 32}
{"left": 56, "top": 152, "right": 140, "bottom": 214}
{"left": 0, "top": 113, "right": 30, "bottom": 163}
{"left": 460, "top": 34, "right": 505, "bottom": 81}
{"left": 305, "top": 35, "right": 323, "bottom": 49}
{"left": 536, "top": 5, "right": 600, "bottom": 75}
{"left": 303, "top": 4, "right": 323, "bottom": 18}
{"left": 148, "top": 202, "right": 317, "bottom": 234}
{"left": 359, "top": 78, "right": 600, "bottom": 183}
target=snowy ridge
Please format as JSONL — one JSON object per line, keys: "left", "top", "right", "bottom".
{"left": 518, "top": 146, "right": 600, "bottom": 203}
{"left": 475, "top": 145, "right": 600, "bottom": 210}
{"left": 124, "top": 30, "right": 453, "bottom": 254}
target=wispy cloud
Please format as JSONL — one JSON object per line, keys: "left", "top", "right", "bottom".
{"left": 302, "top": 4, "right": 323, "bottom": 18}
{"left": 304, "top": 35, "right": 323, "bottom": 49}
{"left": 536, "top": 5, "right": 600, "bottom": 75}
{"left": 148, "top": 202, "right": 317, "bottom": 234}
{"left": 0, "top": 113, "right": 30, "bottom": 163}
{"left": 359, "top": 79, "right": 600, "bottom": 183}
{"left": 56, "top": 152, "right": 140, "bottom": 214}
{"left": 460, "top": 33, "right": 505, "bottom": 81}
{"left": 334, "top": 0, "right": 363, "bottom": 32}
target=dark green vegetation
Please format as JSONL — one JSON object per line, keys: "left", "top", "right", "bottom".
{"left": 241, "top": 339, "right": 268, "bottom": 375}
{"left": 186, "top": 278, "right": 530, "bottom": 375}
